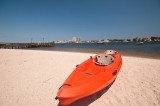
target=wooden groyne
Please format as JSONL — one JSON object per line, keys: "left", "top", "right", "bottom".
{"left": 0, "top": 42, "right": 55, "bottom": 49}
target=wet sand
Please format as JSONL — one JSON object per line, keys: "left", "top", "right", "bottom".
{"left": 0, "top": 49, "right": 160, "bottom": 106}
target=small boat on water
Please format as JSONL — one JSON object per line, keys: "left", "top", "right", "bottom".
{"left": 97, "top": 41, "right": 104, "bottom": 44}
{"left": 55, "top": 50, "right": 122, "bottom": 105}
{"left": 137, "top": 41, "right": 143, "bottom": 45}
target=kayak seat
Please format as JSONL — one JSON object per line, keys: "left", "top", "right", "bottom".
{"left": 95, "top": 54, "right": 114, "bottom": 66}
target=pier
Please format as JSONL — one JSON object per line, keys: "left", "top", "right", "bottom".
{"left": 0, "top": 42, "right": 55, "bottom": 49}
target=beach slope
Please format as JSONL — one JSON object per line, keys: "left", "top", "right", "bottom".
{"left": 0, "top": 49, "right": 160, "bottom": 106}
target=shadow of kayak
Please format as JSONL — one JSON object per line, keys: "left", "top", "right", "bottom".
{"left": 57, "top": 78, "right": 116, "bottom": 106}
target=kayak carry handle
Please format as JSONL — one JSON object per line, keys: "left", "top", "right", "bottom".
{"left": 112, "top": 70, "right": 117, "bottom": 75}
{"left": 76, "top": 64, "right": 79, "bottom": 67}
{"left": 59, "top": 84, "right": 72, "bottom": 90}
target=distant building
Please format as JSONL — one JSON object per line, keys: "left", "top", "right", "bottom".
{"left": 76, "top": 37, "right": 81, "bottom": 43}
{"left": 72, "top": 37, "right": 81, "bottom": 43}
{"left": 129, "top": 39, "right": 134, "bottom": 42}
{"left": 143, "top": 38, "right": 151, "bottom": 42}
{"left": 72, "top": 37, "right": 76, "bottom": 42}
{"left": 103, "top": 39, "right": 109, "bottom": 42}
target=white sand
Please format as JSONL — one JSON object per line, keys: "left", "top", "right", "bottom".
{"left": 0, "top": 49, "right": 160, "bottom": 106}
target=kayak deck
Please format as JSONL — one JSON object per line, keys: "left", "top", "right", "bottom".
{"left": 56, "top": 50, "right": 122, "bottom": 105}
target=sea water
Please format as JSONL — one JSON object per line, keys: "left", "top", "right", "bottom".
{"left": 26, "top": 42, "right": 160, "bottom": 59}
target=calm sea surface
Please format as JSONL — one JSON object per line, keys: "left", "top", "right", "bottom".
{"left": 26, "top": 42, "right": 160, "bottom": 59}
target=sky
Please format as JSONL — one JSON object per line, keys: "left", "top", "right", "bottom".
{"left": 0, "top": 0, "right": 160, "bottom": 43}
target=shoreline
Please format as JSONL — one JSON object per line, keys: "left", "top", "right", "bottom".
{"left": 2, "top": 41, "right": 160, "bottom": 60}
{"left": 22, "top": 48, "right": 160, "bottom": 60}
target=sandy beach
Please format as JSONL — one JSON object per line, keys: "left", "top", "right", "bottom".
{"left": 0, "top": 49, "right": 160, "bottom": 106}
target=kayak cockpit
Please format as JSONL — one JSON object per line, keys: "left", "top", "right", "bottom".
{"left": 77, "top": 59, "right": 110, "bottom": 75}
{"left": 94, "top": 54, "right": 114, "bottom": 66}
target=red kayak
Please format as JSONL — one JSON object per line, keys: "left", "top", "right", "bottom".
{"left": 55, "top": 50, "right": 122, "bottom": 105}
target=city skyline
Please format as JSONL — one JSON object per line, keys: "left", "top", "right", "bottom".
{"left": 0, "top": 0, "right": 160, "bottom": 43}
